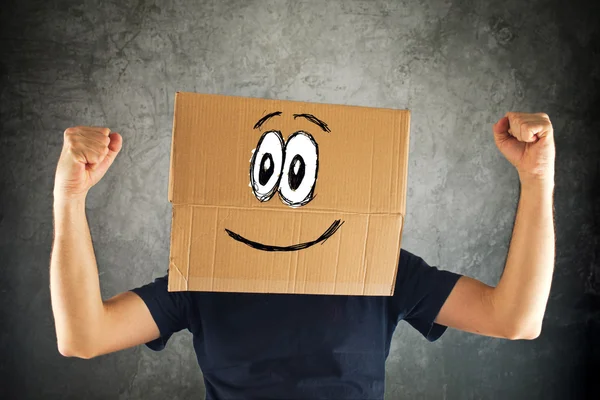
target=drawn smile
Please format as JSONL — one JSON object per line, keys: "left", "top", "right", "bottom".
{"left": 225, "top": 220, "right": 344, "bottom": 252}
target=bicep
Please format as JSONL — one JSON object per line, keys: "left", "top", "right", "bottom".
{"left": 435, "top": 276, "right": 506, "bottom": 338}
{"left": 93, "top": 291, "right": 160, "bottom": 357}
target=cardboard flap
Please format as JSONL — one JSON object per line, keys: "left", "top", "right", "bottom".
{"left": 168, "top": 205, "right": 404, "bottom": 295}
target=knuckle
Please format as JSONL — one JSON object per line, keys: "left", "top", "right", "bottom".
{"left": 63, "top": 127, "right": 78, "bottom": 137}
{"left": 512, "top": 118, "right": 522, "bottom": 130}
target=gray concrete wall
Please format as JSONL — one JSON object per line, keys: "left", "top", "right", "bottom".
{"left": 1, "top": 0, "right": 598, "bottom": 398}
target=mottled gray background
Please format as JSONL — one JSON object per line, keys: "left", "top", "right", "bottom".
{"left": 1, "top": 0, "right": 599, "bottom": 399}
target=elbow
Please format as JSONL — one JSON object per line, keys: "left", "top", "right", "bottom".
{"left": 57, "top": 339, "right": 98, "bottom": 359}
{"left": 504, "top": 320, "right": 542, "bottom": 341}
{"left": 54, "top": 314, "right": 105, "bottom": 359}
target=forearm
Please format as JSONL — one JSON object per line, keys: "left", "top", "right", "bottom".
{"left": 493, "top": 179, "right": 555, "bottom": 338}
{"left": 51, "top": 196, "right": 105, "bottom": 356}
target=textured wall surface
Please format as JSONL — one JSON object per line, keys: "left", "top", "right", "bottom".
{"left": 1, "top": 0, "right": 599, "bottom": 399}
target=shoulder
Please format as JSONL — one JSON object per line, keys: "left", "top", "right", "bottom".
{"left": 398, "top": 248, "right": 425, "bottom": 270}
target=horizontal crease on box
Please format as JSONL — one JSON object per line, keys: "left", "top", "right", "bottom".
{"left": 170, "top": 203, "right": 402, "bottom": 216}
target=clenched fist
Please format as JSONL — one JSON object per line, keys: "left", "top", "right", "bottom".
{"left": 54, "top": 126, "right": 122, "bottom": 201}
{"left": 493, "top": 112, "right": 555, "bottom": 186}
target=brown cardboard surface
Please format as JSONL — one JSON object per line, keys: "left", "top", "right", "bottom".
{"left": 168, "top": 92, "right": 410, "bottom": 295}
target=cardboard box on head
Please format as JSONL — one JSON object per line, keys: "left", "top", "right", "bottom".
{"left": 168, "top": 92, "right": 411, "bottom": 295}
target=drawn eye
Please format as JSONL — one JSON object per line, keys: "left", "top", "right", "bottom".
{"left": 279, "top": 131, "right": 318, "bottom": 207}
{"left": 250, "top": 130, "right": 285, "bottom": 202}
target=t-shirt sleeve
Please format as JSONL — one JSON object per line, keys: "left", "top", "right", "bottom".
{"left": 130, "top": 275, "right": 193, "bottom": 351}
{"left": 389, "top": 249, "right": 462, "bottom": 342}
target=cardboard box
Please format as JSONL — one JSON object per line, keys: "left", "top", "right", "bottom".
{"left": 167, "top": 92, "right": 410, "bottom": 295}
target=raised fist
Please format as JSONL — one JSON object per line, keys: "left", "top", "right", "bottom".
{"left": 54, "top": 126, "right": 122, "bottom": 201}
{"left": 493, "top": 112, "right": 555, "bottom": 186}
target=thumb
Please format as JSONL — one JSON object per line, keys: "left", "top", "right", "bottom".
{"left": 492, "top": 116, "right": 510, "bottom": 141}
{"left": 106, "top": 132, "right": 123, "bottom": 159}
{"left": 90, "top": 132, "right": 123, "bottom": 180}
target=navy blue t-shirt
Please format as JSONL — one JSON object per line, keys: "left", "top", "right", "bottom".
{"left": 131, "top": 249, "right": 461, "bottom": 400}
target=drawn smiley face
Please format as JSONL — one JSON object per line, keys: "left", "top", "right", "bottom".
{"left": 225, "top": 111, "right": 344, "bottom": 251}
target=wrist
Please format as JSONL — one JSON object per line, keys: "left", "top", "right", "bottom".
{"left": 53, "top": 194, "right": 87, "bottom": 238}
{"left": 53, "top": 192, "right": 87, "bottom": 211}
{"left": 519, "top": 176, "right": 555, "bottom": 196}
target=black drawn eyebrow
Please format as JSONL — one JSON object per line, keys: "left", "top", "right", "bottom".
{"left": 253, "top": 111, "right": 282, "bottom": 130}
{"left": 225, "top": 220, "right": 344, "bottom": 252}
{"left": 293, "top": 114, "right": 331, "bottom": 133}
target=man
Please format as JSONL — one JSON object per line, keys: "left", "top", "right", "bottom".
{"left": 51, "top": 111, "right": 555, "bottom": 399}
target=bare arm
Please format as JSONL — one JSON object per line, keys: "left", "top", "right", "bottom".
{"left": 51, "top": 126, "right": 159, "bottom": 358}
{"left": 436, "top": 112, "right": 556, "bottom": 340}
